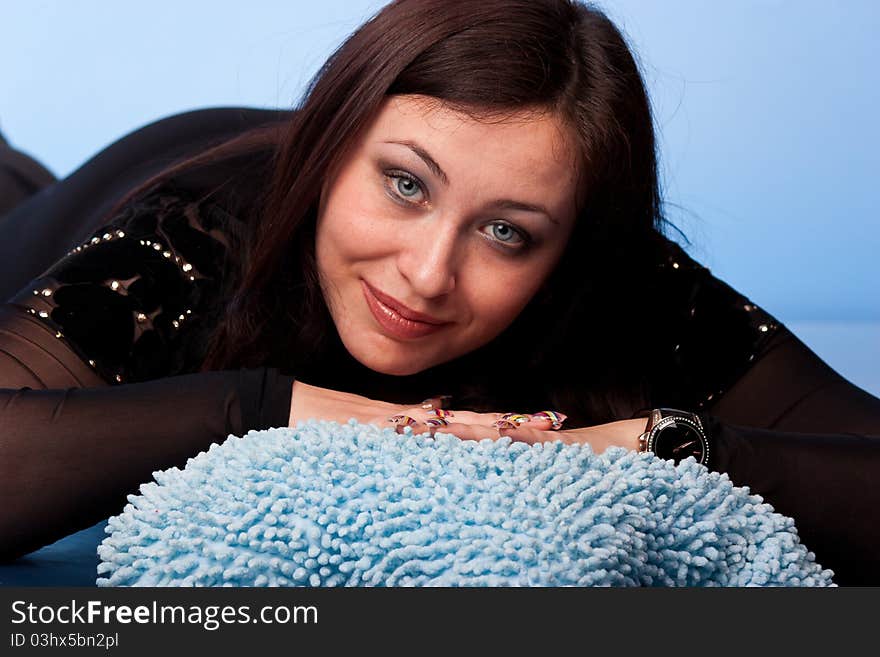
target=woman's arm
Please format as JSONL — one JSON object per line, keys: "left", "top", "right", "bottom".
{"left": 703, "top": 326, "right": 880, "bottom": 586}
{"left": 704, "top": 416, "right": 879, "bottom": 586}
{"left": 0, "top": 186, "right": 299, "bottom": 557}
{"left": 0, "top": 361, "right": 294, "bottom": 560}
{"left": 626, "top": 240, "right": 880, "bottom": 584}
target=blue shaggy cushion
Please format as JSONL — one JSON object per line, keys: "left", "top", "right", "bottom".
{"left": 96, "top": 419, "right": 834, "bottom": 587}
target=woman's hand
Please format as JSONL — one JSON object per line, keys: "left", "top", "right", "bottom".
{"left": 290, "top": 381, "right": 644, "bottom": 454}
{"left": 429, "top": 415, "right": 646, "bottom": 455}
{"left": 289, "top": 381, "right": 505, "bottom": 431}
{"left": 504, "top": 418, "right": 644, "bottom": 453}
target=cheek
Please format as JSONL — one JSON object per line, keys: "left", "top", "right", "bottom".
{"left": 463, "top": 266, "right": 546, "bottom": 334}
{"left": 317, "top": 192, "right": 392, "bottom": 268}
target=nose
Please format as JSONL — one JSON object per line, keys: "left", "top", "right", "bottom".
{"left": 396, "top": 219, "right": 459, "bottom": 299}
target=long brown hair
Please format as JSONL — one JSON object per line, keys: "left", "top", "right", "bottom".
{"left": 113, "top": 0, "right": 677, "bottom": 424}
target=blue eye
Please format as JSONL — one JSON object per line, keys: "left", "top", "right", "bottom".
{"left": 481, "top": 222, "right": 532, "bottom": 253}
{"left": 487, "top": 223, "right": 523, "bottom": 245}
{"left": 386, "top": 172, "right": 425, "bottom": 203}
{"left": 395, "top": 176, "right": 420, "bottom": 198}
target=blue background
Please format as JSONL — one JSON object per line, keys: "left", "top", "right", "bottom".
{"left": 1, "top": 0, "right": 877, "bottom": 395}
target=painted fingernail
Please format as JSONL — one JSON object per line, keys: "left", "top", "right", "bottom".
{"left": 388, "top": 415, "right": 417, "bottom": 426}
{"left": 532, "top": 411, "right": 567, "bottom": 429}
{"left": 500, "top": 413, "right": 530, "bottom": 425}
{"left": 424, "top": 417, "right": 449, "bottom": 427}
{"left": 428, "top": 408, "right": 455, "bottom": 419}
{"left": 492, "top": 419, "right": 519, "bottom": 430}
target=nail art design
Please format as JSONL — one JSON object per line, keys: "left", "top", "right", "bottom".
{"left": 500, "top": 413, "right": 530, "bottom": 425}
{"left": 428, "top": 408, "right": 455, "bottom": 419}
{"left": 532, "top": 411, "right": 567, "bottom": 430}
{"left": 424, "top": 417, "right": 449, "bottom": 427}
{"left": 492, "top": 419, "right": 519, "bottom": 430}
{"left": 388, "top": 415, "right": 417, "bottom": 426}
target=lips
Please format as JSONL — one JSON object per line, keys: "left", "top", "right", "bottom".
{"left": 361, "top": 281, "right": 451, "bottom": 340}
{"left": 363, "top": 281, "right": 448, "bottom": 324}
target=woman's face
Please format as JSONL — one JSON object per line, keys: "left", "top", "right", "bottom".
{"left": 315, "top": 94, "right": 581, "bottom": 376}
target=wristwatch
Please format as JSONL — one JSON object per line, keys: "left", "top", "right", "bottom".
{"left": 637, "top": 408, "right": 711, "bottom": 466}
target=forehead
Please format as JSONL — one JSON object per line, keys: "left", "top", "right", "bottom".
{"left": 362, "top": 94, "right": 581, "bottom": 195}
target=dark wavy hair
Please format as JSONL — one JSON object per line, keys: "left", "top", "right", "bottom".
{"left": 112, "top": 0, "right": 680, "bottom": 425}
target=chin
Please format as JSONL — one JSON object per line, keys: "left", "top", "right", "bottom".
{"left": 353, "top": 351, "right": 430, "bottom": 377}
{"left": 336, "top": 321, "right": 439, "bottom": 376}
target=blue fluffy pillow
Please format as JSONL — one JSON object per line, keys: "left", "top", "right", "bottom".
{"left": 96, "top": 419, "right": 834, "bottom": 586}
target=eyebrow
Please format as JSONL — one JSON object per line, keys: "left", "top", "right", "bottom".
{"left": 382, "top": 140, "right": 559, "bottom": 225}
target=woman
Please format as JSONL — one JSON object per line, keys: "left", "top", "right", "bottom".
{"left": 1, "top": 0, "right": 878, "bottom": 585}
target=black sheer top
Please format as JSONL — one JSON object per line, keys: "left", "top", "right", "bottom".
{"left": 1, "top": 109, "right": 878, "bottom": 585}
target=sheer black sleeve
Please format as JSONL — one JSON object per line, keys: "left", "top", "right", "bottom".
{"left": 644, "top": 239, "right": 880, "bottom": 584}
{"left": 0, "top": 368, "right": 294, "bottom": 560}
{"left": 703, "top": 327, "right": 880, "bottom": 586}
{"left": 0, "top": 189, "right": 295, "bottom": 559}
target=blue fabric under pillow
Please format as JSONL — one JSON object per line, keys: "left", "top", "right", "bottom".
{"left": 96, "top": 419, "right": 834, "bottom": 587}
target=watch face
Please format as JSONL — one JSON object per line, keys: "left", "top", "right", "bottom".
{"left": 652, "top": 419, "right": 707, "bottom": 464}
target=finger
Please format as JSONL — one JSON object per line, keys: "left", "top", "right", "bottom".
{"left": 404, "top": 408, "right": 488, "bottom": 424}
{"left": 497, "top": 413, "right": 553, "bottom": 431}
{"left": 497, "top": 424, "right": 577, "bottom": 445}
{"left": 425, "top": 419, "right": 557, "bottom": 443}
{"left": 372, "top": 408, "right": 565, "bottom": 437}
{"left": 432, "top": 410, "right": 533, "bottom": 427}
{"left": 396, "top": 407, "right": 456, "bottom": 425}
{"left": 417, "top": 413, "right": 560, "bottom": 440}
{"left": 490, "top": 411, "right": 567, "bottom": 431}
{"left": 393, "top": 408, "right": 506, "bottom": 434}
{"left": 373, "top": 410, "right": 474, "bottom": 435}
{"left": 497, "top": 423, "right": 543, "bottom": 444}
{"left": 381, "top": 414, "right": 419, "bottom": 435}
{"left": 490, "top": 413, "right": 555, "bottom": 431}
{"left": 404, "top": 408, "right": 566, "bottom": 430}
{"left": 528, "top": 411, "right": 568, "bottom": 430}
{"left": 425, "top": 421, "right": 499, "bottom": 441}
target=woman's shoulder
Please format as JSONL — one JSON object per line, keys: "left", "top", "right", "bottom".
{"left": 646, "top": 235, "right": 784, "bottom": 411}
{"left": 0, "top": 107, "right": 286, "bottom": 302}
{"left": 6, "top": 186, "right": 243, "bottom": 384}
